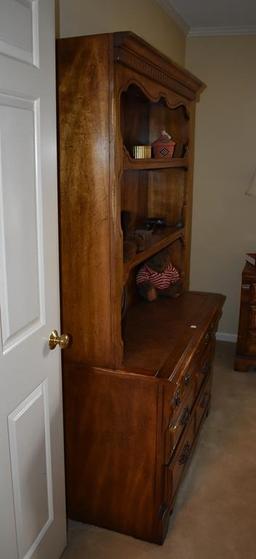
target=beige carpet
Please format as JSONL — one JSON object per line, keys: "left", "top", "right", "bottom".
{"left": 62, "top": 342, "right": 256, "bottom": 559}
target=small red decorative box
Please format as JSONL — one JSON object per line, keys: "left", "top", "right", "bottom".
{"left": 152, "top": 130, "right": 176, "bottom": 160}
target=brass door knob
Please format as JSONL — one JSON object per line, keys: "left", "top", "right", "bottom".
{"left": 49, "top": 330, "right": 70, "bottom": 350}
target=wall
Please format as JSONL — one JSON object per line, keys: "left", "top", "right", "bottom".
{"left": 57, "top": 0, "right": 186, "bottom": 64}
{"left": 186, "top": 36, "right": 256, "bottom": 337}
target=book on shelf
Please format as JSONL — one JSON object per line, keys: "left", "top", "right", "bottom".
{"left": 246, "top": 252, "right": 256, "bottom": 266}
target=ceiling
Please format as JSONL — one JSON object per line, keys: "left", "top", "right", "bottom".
{"left": 158, "top": 0, "right": 256, "bottom": 36}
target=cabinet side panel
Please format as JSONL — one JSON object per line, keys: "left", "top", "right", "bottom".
{"left": 184, "top": 103, "right": 197, "bottom": 288}
{"left": 63, "top": 364, "right": 161, "bottom": 542}
{"left": 57, "top": 35, "right": 117, "bottom": 367}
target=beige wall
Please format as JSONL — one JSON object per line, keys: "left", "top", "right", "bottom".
{"left": 57, "top": 0, "right": 186, "bottom": 64}
{"left": 186, "top": 36, "right": 256, "bottom": 336}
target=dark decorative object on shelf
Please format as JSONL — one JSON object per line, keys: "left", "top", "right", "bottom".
{"left": 175, "top": 220, "right": 184, "bottom": 229}
{"left": 144, "top": 217, "right": 167, "bottom": 230}
{"left": 132, "top": 229, "right": 152, "bottom": 252}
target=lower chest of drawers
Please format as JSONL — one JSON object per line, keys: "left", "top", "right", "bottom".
{"left": 163, "top": 370, "right": 212, "bottom": 506}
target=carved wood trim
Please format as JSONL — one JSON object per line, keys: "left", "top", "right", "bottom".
{"left": 115, "top": 47, "right": 201, "bottom": 102}
{"left": 114, "top": 32, "right": 205, "bottom": 102}
{"left": 117, "top": 77, "right": 190, "bottom": 116}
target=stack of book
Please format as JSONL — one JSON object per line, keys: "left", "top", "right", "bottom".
{"left": 246, "top": 253, "right": 256, "bottom": 266}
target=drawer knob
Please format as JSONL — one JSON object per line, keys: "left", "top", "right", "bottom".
{"left": 204, "top": 332, "right": 211, "bottom": 344}
{"left": 184, "top": 373, "right": 191, "bottom": 385}
{"left": 180, "top": 406, "right": 190, "bottom": 426}
{"left": 174, "top": 389, "right": 181, "bottom": 407}
{"left": 179, "top": 442, "right": 191, "bottom": 465}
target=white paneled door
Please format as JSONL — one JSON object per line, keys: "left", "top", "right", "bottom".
{"left": 0, "top": 1, "right": 67, "bottom": 558}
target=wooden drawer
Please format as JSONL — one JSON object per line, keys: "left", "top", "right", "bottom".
{"left": 169, "top": 323, "right": 215, "bottom": 420}
{"left": 195, "top": 341, "right": 214, "bottom": 393}
{"left": 165, "top": 385, "right": 194, "bottom": 463}
{"left": 164, "top": 415, "right": 195, "bottom": 505}
{"left": 171, "top": 368, "right": 196, "bottom": 421}
{"left": 195, "top": 314, "right": 219, "bottom": 359}
{"left": 195, "top": 376, "right": 211, "bottom": 433}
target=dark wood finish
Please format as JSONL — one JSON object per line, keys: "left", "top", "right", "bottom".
{"left": 57, "top": 34, "right": 123, "bottom": 369}
{"left": 235, "top": 262, "right": 256, "bottom": 371}
{"left": 63, "top": 293, "right": 224, "bottom": 544}
{"left": 122, "top": 292, "right": 223, "bottom": 373}
{"left": 57, "top": 32, "right": 225, "bottom": 544}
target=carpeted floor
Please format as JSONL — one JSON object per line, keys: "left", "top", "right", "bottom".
{"left": 62, "top": 342, "right": 256, "bottom": 559}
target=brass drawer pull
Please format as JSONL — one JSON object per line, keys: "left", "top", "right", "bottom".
{"left": 204, "top": 332, "right": 211, "bottom": 344}
{"left": 174, "top": 389, "right": 181, "bottom": 407}
{"left": 184, "top": 373, "right": 191, "bottom": 385}
{"left": 179, "top": 442, "right": 191, "bottom": 465}
{"left": 179, "top": 406, "right": 190, "bottom": 427}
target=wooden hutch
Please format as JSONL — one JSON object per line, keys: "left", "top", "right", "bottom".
{"left": 235, "top": 262, "right": 256, "bottom": 371}
{"left": 57, "top": 33, "right": 225, "bottom": 544}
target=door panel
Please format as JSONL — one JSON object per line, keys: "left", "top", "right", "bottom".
{"left": 0, "top": 0, "right": 39, "bottom": 66}
{"left": 0, "top": 94, "right": 45, "bottom": 351}
{"left": 0, "top": 1, "right": 67, "bottom": 558}
{"left": 8, "top": 381, "right": 53, "bottom": 559}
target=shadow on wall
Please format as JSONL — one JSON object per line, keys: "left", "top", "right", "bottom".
{"left": 55, "top": 0, "right": 60, "bottom": 38}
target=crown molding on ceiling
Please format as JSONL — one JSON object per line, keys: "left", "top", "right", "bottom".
{"left": 155, "top": 0, "right": 189, "bottom": 34}
{"left": 188, "top": 25, "right": 256, "bottom": 37}
{"left": 155, "top": 0, "right": 256, "bottom": 38}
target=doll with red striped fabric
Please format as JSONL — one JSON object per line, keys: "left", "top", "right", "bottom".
{"left": 136, "top": 247, "right": 181, "bottom": 302}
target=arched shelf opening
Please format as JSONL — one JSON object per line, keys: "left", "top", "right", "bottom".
{"left": 120, "top": 83, "right": 189, "bottom": 161}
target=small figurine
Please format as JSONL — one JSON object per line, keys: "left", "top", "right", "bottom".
{"left": 136, "top": 248, "right": 181, "bottom": 302}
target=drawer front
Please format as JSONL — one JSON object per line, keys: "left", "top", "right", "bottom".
{"left": 195, "top": 376, "right": 211, "bottom": 433}
{"left": 169, "top": 320, "right": 216, "bottom": 425}
{"left": 171, "top": 369, "right": 196, "bottom": 421}
{"left": 165, "top": 416, "right": 195, "bottom": 505}
{"left": 195, "top": 341, "right": 214, "bottom": 393}
{"left": 195, "top": 311, "right": 219, "bottom": 359}
{"left": 165, "top": 385, "right": 194, "bottom": 463}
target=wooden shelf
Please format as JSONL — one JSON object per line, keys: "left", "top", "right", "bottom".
{"left": 123, "top": 149, "right": 188, "bottom": 171}
{"left": 123, "top": 226, "right": 184, "bottom": 282}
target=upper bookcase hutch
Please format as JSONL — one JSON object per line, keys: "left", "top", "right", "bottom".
{"left": 57, "top": 33, "right": 225, "bottom": 544}
{"left": 58, "top": 32, "right": 205, "bottom": 370}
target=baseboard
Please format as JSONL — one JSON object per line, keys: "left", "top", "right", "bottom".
{"left": 216, "top": 332, "right": 237, "bottom": 343}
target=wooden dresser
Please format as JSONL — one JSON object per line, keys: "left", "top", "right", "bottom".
{"left": 235, "top": 262, "right": 256, "bottom": 371}
{"left": 57, "top": 32, "right": 225, "bottom": 544}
